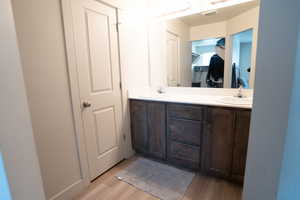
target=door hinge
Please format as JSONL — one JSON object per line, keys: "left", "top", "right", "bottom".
{"left": 123, "top": 134, "right": 126, "bottom": 141}
{"left": 119, "top": 82, "right": 122, "bottom": 90}
{"left": 116, "top": 22, "right": 120, "bottom": 32}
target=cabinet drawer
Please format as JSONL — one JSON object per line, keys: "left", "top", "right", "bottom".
{"left": 168, "top": 104, "right": 204, "bottom": 121}
{"left": 168, "top": 118, "right": 201, "bottom": 146}
{"left": 168, "top": 141, "right": 200, "bottom": 169}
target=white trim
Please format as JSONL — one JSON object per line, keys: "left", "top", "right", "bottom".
{"left": 48, "top": 180, "right": 85, "bottom": 200}
{"left": 166, "top": 30, "right": 181, "bottom": 86}
{"left": 60, "top": 0, "right": 92, "bottom": 197}
{"left": 117, "top": 8, "right": 135, "bottom": 158}
{"left": 61, "top": 1, "right": 129, "bottom": 198}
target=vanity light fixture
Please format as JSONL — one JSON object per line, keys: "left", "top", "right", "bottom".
{"left": 202, "top": 9, "right": 218, "bottom": 16}
{"left": 210, "top": 0, "right": 233, "bottom": 5}
{"left": 209, "top": 0, "right": 255, "bottom": 6}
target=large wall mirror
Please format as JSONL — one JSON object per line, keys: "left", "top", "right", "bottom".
{"left": 149, "top": 0, "right": 260, "bottom": 90}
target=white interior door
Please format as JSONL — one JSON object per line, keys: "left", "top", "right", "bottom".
{"left": 166, "top": 31, "right": 180, "bottom": 87}
{"left": 71, "top": 0, "right": 123, "bottom": 180}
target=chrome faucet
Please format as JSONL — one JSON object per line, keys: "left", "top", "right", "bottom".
{"left": 236, "top": 85, "right": 244, "bottom": 98}
{"left": 157, "top": 86, "right": 166, "bottom": 94}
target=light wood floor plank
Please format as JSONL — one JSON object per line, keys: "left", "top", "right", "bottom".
{"left": 75, "top": 156, "right": 242, "bottom": 200}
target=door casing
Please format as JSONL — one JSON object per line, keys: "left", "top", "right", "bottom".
{"left": 61, "top": 0, "right": 126, "bottom": 192}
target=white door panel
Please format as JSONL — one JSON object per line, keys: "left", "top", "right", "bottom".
{"left": 166, "top": 31, "right": 180, "bottom": 87}
{"left": 71, "top": 0, "right": 123, "bottom": 180}
{"left": 86, "top": 9, "right": 113, "bottom": 92}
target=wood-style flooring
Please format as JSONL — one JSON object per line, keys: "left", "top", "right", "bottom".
{"left": 75, "top": 156, "right": 242, "bottom": 200}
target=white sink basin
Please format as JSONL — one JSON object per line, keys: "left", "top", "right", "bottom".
{"left": 217, "top": 96, "right": 253, "bottom": 106}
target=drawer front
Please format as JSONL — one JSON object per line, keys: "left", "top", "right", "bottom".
{"left": 168, "top": 104, "right": 204, "bottom": 121}
{"left": 168, "top": 141, "right": 200, "bottom": 169}
{"left": 168, "top": 118, "right": 202, "bottom": 146}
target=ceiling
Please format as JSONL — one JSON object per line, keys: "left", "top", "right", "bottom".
{"left": 179, "top": 0, "right": 259, "bottom": 26}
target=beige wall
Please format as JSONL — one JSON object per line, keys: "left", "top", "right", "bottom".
{"left": 149, "top": 18, "right": 192, "bottom": 88}
{"left": 11, "top": 0, "right": 85, "bottom": 199}
{"left": 0, "top": 0, "right": 45, "bottom": 199}
{"left": 166, "top": 19, "right": 192, "bottom": 87}
{"left": 226, "top": 6, "right": 260, "bottom": 35}
{"left": 11, "top": 0, "right": 151, "bottom": 199}
{"left": 190, "top": 21, "right": 227, "bottom": 41}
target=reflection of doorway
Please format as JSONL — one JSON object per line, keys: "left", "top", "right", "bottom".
{"left": 230, "top": 29, "right": 253, "bottom": 89}
{"left": 191, "top": 38, "right": 221, "bottom": 87}
{"left": 166, "top": 31, "right": 180, "bottom": 87}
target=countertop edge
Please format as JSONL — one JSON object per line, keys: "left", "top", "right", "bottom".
{"left": 128, "top": 96, "right": 252, "bottom": 110}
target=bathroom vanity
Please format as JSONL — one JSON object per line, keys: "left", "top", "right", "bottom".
{"left": 129, "top": 90, "right": 252, "bottom": 183}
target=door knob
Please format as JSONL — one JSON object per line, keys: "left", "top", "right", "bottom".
{"left": 82, "top": 101, "right": 92, "bottom": 108}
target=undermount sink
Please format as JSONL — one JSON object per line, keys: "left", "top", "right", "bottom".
{"left": 217, "top": 96, "right": 253, "bottom": 105}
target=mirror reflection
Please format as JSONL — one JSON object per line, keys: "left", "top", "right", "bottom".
{"left": 192, "top": 38, "right": 225, "bottom": 88}
{"left": 154, "top": 0, "right": 260, "bottom": 89}
{"left": 231, "top": 29, "right": 253, "bottom": 89}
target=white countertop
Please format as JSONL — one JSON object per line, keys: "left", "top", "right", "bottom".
{"left": 128, "top": 87, "right": 253, "bottom": 109}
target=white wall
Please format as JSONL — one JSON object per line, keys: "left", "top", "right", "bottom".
{"left": 148, "top": 21, "right": 168, "bottom": 88}
{"left": 232, "top": 37, "right": 241, "bottom": 67}
{"left": 118, "top": 2, "right": 152, "bottom": 160}
{"left": 239, "top": 42, "right": 252, "bottom": 85}
{"left": 0, "top": 0, "right": 45, "bottom": 199}
{"left": 277, "top": 25, "right": 300, "bottom": 199}
{"left": 243, "top": 1, "right": 300, "bottom": 199}
{"left": 119, "top": 10, "right": 151, "bottom": 90}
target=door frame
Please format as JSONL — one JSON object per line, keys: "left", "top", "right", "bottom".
{"left": 61, "top": 0, "right": 126, "bottom": 186}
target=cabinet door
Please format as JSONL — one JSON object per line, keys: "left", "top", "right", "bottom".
{"left": 202, "top": 107, "right": 235, "bottom": 178}
{"left": 148, "top": 102, "right": 166, "bottom": 159}
{"left": 231, "top": 110, "right": 251, "bottom": 182}
{"left": 130, "top": 100, "right": 148, "bottom": 153}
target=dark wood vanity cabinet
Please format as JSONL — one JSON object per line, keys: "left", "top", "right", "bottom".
{"left": 231, "top": 110, "right": 251, "bottom": 182}
{"left": 202, "top": 108, "right": 251, "bottom": 182}
{"left": 167, "top": 104, "right": 204, "bottom": 169}
{"left": 130, "top": 100, "right": 166, "bottom": 159}
{"left": 201, "top": 107, "right": 235, "bottom": 178}
{"left": 130, "top": 100, "right": 148, "bottom": 154}
{"left": 130, "top": 100, "right": 251, "bottom": 183}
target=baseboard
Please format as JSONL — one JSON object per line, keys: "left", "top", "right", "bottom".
{"left": 49, "top": 179, "right": 88, "bottom": 200}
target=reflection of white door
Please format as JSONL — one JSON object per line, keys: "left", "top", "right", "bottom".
{"left": 71, "top": 0, "right": 123, "bottom": 180}
{"left": 166, "top": 31, "right": 180, "bottom": 87}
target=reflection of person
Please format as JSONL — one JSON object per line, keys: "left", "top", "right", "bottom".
{"left": 206, "top": 38, "right": 225, "bottom": 88}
